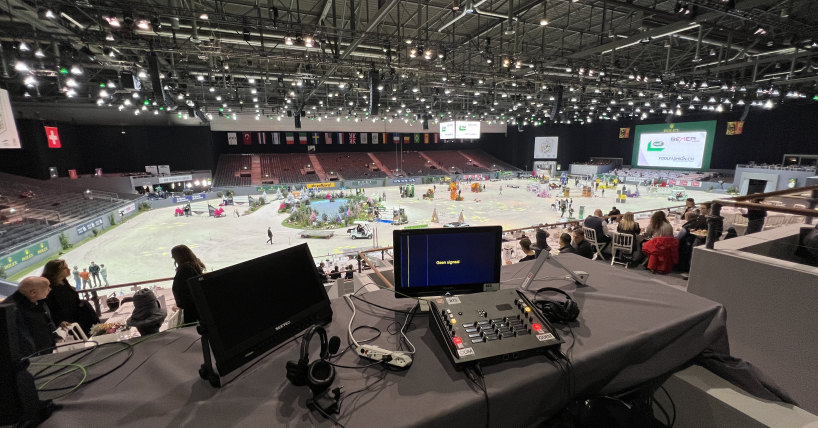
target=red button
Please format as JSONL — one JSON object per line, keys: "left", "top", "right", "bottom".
{"left": 453, "top": 336, "right": 463, "bottom": 345}
{"left": 531, "top": 323, "right": 541, "bottom": 331}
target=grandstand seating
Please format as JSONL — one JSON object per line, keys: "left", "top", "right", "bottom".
{"left": 610, "top": 168, "right": 713, "bottom": 182}
{"left": 213, "top": 154, "right": 252, "bottom": 187}
{"left": 460, "top": 150, "right": 521, "bottom": 172}
{"left": 314, "top": 153, "right": 388, "bottom": 180}
{"left": 423, "top": 151, "right": 493, "bottom": 174}
{"left": 371, "top": 151, "right": 447, "bottom": 177}
{"left": 273, "top": 154, "right": 322, "bottom": 183}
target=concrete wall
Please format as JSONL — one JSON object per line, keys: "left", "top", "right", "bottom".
{"left": 687, "top": 224, "right": 818, "bottom": 414}
{"left": 733, "top": 167, "right": 817, "bottom": 193}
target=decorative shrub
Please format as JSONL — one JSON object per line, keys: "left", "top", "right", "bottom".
{"left": 59, "top": 232, "right": 72, "bottom": 250}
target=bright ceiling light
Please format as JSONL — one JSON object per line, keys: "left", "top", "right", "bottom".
{"left": 14, "top": 61, "right": 28, "bottom": 71}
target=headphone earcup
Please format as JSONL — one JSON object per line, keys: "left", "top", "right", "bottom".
{"left": 306, "top": 360, "right": 335, "bottom": 394}
{"left": 286, "top": 359, "right": 309, "bottom": 386}
{"left": 562, "top": 299, "right": 580, "bottom": 322}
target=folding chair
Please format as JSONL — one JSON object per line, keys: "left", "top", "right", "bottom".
{"left": 794, "top": 204, "right": 806, "bottom": 209}
{"left": 610, "top": 233, "right": 634, "bottom": 268}
{"left": 582, "top": 227, "right": 607, "bottom": 260}
{"left": 762, "top": 215, "right": 786, "bottom": 230}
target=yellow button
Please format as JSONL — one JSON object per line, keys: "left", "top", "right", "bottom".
{"left": 524, "top": 307, "right": 531, "bottom": 313}
{"left": 451, "top": 319, "right": 457, "bottom": 324}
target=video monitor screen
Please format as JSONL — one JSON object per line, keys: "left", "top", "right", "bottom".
{"left": 393, "top": 226, "right": 502, "bottom": 297}
{"left": 632, "top": 120, "right": 716, "bottom": 170}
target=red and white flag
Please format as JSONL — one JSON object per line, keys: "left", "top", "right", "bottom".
{"left": 45, "top": 126, "right": 61, "bottom": 148}
{"left": 348, "top": 133, "right": 356, "bottom": 144}
{"left": 325, "top": 133, "right": 332, "bottom": 144}
{"left": 299, "top": 133, "right": 308, "bottom": 144}
{"left": 242, "top": 132, "right": 252, "bottom": 145}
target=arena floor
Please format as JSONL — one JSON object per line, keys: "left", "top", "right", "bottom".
{"left": 53, "top": 179, "right": 718, "bottom": 291}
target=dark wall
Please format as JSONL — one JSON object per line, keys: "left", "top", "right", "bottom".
{"left": 0, "top": 120, "right": 214, "bottom": 180}
{"left": 508, "top": 102, "right": 818, "bottom": 171}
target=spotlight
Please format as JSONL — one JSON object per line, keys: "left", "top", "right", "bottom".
{"left": 14, "top": 61, "right": 28, "bottom": 71}
{"left": 105, "top": 14, "right": 120, "bottom": 27}
{"left": 137, "top": 19, "right": 149, "bottom": 29}
{"left": 24, "top": 76, "right": 36, "bottom": 86}
{"left": 304, "top": 35, "right": 314, "bottom": 47}
{"left": 199, "top": 13, "right": 209, "bottom": 20}
{"left": 285, "top": 35, "right": 293, "bottom": 45}
{"left": 753, "top": 25, "right": 767, "bottom": 36}
{"left": 19, "top": 42, "right": 30, "bottom": 51}
{"left": 34, "top": 48, "right": 45, "bottom": 58}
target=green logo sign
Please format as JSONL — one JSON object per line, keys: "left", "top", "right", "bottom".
{"left": 404, "top": 224, "right": 428, "bottom": 229}
{"left": 459, "top": 124, "right": 467, "bottom": 131}
{"left": 3, "top": 241, "right": 50, "bottom": 271}
{"left": 647, "top": 141, "right": 665, "bottom": 151}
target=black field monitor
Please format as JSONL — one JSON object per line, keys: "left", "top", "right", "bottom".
{"left": 188, "top": 243, "right": 332, "bottom": 378}
{"left": 393, "top": 226, "right": 503, "bottom": 298}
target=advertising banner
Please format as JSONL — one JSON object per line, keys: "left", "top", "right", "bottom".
{"left": 666, "top": 180, "right": 702, "bottom": 187}
{"left": 455, "top": 121, "right": 481, "bottom": 139}
{"left": 158, "top": 174, "right": 192, "bottom": 183}
{"left": 306, "top": 182, "right": 336, "bottom": 189}
{"left": 3, "top": 241, "right": 50, "bottom": 270}
{"left": 76, "top": 217, "right": 104, "bottom": 235}
{"left": 123, "top": 203, "right": 136, "bottom": 214}
{"left": 632, "top": 121, "right": 716, "bottom": 170}
{"left": 392, "top": 178, "right": 417, "bottom": 184}
{"left": 440, "top": 122, "right": 455, "bottom": 139}
{"left": 0, "top": 88, "right": 21, "bottom": 149}
{"left": 172, "top": 193, "right": 208, "bottom": 203}
{"left": 534, "top": 137, "right": 559, "bottom": 159}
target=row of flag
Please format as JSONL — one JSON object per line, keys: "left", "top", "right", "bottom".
{"left": 227, "top": 132, "right": 478, "bottom": 145}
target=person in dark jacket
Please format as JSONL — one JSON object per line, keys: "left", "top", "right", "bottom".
{"left": 532, "top": 229, "right": 551, "bottom": 258}
{"left": 43, "top": 259, "right": 99, "bottom": 335}
{"left": 583, "top": 209, "right": 611, "bottom": 248}
{"left": 126, "top": 289, "right": 167, "bottom": 336}
{"left": 743, "top": 199, "right": 767, "bottom": 235}
{"left": 557, "top": 233, "right": 577, "bottom": 255}
{"left": 11, "top": 277, "right": 58, "bottom": 354}
{"left": 329, "top": 266, "right": 342, "bottom": 280}
{"left": 89, "top": 262, "right": 101, "bottom": 287}
{"left": 344, "top": 265, "right": 354, "bottom": 280}
{"left": 171, "top": 245, "right": 205, "bottom": 325}
{"left": 518, "top": 237, "right": 537, "bottom": 262}
{"left": 572, "top": 229, "right": 595, "bottom": 259}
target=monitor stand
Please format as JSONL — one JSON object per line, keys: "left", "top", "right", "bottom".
{"left": 519, "top": 251, "right": 589, "bottom": 290}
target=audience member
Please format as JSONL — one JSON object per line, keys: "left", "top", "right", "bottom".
{"left": 518, "top": 238, "right": 536, "bottom": 262}
{"left": 572, "top": 229, "right": 595, "bottom": 259}
{"left": 345, "top": 265, "right": 354, "bottom": 280}
{"left": 743, "top": 199, "right": 767, "bottom": 235}
{"left": 558, "top": 233, "right": 577, "bottom": 255}
{"left": 127, "top": 289, "right": 167, "bottom": 336}
{"left": 330, "top": 266, "right": 342, "bottom": 279}
{"left": 171, "top": 245, "right": 206, "bottom": 325}
{"left": 681, "top": 198, "right": 699, "bottom": 217}
{"left": 644, "top": 211, "right": 674, "bottom": 238}
{"left": 532, "top": 229, "right": 551, "bottom": 257}
{"left": 43, "top": 259, "right": 99, "bottom": 335}
{"left": 583, "top": 209, "right": 611, "bottom": 248}
{"left": 607, "top": 206, "right": 621, "bottom": 223}
{"left": 11, "top": 277, "right": 58, "bottom": 354}
{"left": 89, "top": 262, "right": 101, "bottom": 287}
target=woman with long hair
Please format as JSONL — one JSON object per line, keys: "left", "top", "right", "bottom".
{"left": 43, "top": 259, "right": 99, "bottom": 334}
{"left": 171, "top": 245, "right": 206, "bottom": 325}
{"left": 644, "top": 210, "right": 674, "bottom": 239}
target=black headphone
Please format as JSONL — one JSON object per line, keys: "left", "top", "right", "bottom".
{"left": 286, "top": 326, "right": 339, "bottom": 394}
{"left": 533, "top": 287, "right": 580, "bottom": 323}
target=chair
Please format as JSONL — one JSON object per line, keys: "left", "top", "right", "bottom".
{"left": 762, "top": 215, "right": 786, "bottom": 230}
{"left": 582, "top": 227, "right": 606, "bottom": 260}
{"left": 610, "top": 233, "right": 634, "bottom": 268}
{"left": 794, "top": 204, "right": 806, "bottom": 209}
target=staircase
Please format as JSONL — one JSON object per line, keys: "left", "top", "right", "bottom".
{"left": 307, "top": 154, "right": 329, "bottom": 181}
{"left": 367, "top": 153, "right": 396, "bottom": 178}
{"left": 251, "top": 155, "right": 262, "bottom": 185}
{"left": 418, "top": 152, "right": 447, "bottom": 174}
{"left": 458, "top": 151, "right": 491, "bottom": 170}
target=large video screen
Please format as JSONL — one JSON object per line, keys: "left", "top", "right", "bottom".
{"left": 455, "top": 121, "right": 481, "bottom": 139}
{"left": 632, "top": 121, "right": 716, "bottom": 170}
{"left": 534, "top": 136, "right": 558, "bottom": 159}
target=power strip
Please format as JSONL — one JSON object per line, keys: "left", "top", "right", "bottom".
{"left": 354, "top": 344, "right": 413, "bottom": 368}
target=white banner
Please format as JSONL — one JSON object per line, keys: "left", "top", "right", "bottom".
{"left": 455, "top": 121, "right": 481, "bottom": 139}
{"left": 534, "top": 137, "right": 558, "bottom": 159}
{"left": 157, "top": 165, "right": 171, "bottom": 175}
{"left": 0, "top": 89, "right": 21, "bottom": 149}
{"left": 227, "top": 132, "right": 238, "bottom": 145}
{"left": 158, "top": 174, "right": 192, "bottom": 183}
{"left": 440, "top": 122, "right": 455, "bottom": 139}
{"left": 123, "top": 203, "right": 136, "bottom": 214}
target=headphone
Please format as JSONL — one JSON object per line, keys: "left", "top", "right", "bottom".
{"left": 286, "top": 326, "right": 340, "bottom": 394}
{"left": 533, "top": 287, "right": 580, "bottom": 323}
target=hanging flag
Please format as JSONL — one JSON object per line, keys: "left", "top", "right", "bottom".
{"left": 424, "top": 134, "right": 429, "bottom": 144}
{"left": 299, "top": 133, "right": 308, "bottom": 144}
{"left": 348, "top": 133, "right": 357, "bottom": 144}
{"left": 338, "top": 133, "right": 344, "bottom": 144}
{"left": 285, "top": 132, "right": 295, "bottom": 144}
{"left": 44, "top": 126, "right": 61, "bottom": 148}
{"left": 311, "top": 133, "right": 321, "bottom": 145}
{"left": 383, "top": 133, "right": 388, "bottom": 145}
{"left": 227, "top": 132, "right": 238, "bottom": 145}
{"left": 413, "top": 133, "right": 420, "bottom": 144}
{"left": 403, "top": 135, "right": 410, "bottom": 144}
{"left": 272, "top": 132, "right": 281, "bottom": 145}
{"left": 242, "top": 132, "right": 252, "bottom": 145}
{"left": 257, "top": 132, "right": 267, "bottom": 144}
{"left": 434, "top": 133, "right": 439, "bottom": 144}
{"left": 325, "top": 133, "right": 332, "bottom": 144}
{"left": 360, "top": 133, "right": 368, "bottom": 144}
{"left": 393, "top": 133, "right": 400, "bottom": 144}
{"left": 372, "top": 133, "right": 379, "bottom": 144}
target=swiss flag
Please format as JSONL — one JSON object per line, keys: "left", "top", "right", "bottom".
{"left": 242, "top": 132, "right": 252, "bottom": 145}
{"left": 45, "top": 126, "right": 61, "bottom": 148}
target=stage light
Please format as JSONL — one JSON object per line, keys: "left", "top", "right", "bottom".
{"left": 14, "top": 61, "right": 28, "bottom": 71}
{"left": 24, "top": 76, "right": 36, "bottom": 86}
{"left": 19, "top": 42, "right": 30, "bottom": 51}
{"left": 764, "top": 99, "right": 773, "bottom": 109}
{"left": 284, "top": 35, "right": 293, "bottom": 45}
{"left": 71, "top": 65, "right": 82, "bottom": 75}
{"left": 100, "top": 90, "right": 109, "bottom": 98}
{"left": 105, "top": 15, "right": 120, "bottom": 27}
{"left": 304, "top": 35, "right": 314, "bottom": 47}
{"left": 753, "top": 26, "right": 767, "bottom": 36}
{"left": 34, "top": 48, "right": 45, "bottom": 58}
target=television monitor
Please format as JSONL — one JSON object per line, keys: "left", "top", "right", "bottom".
{"left": 188, "top": 243, "right": 332, "bottom": 378}
{"left": 393, "top": 226, "right": 502, "bottom": 298}
{"left": 631, "top": 120, "right": 716, "bottom": 170}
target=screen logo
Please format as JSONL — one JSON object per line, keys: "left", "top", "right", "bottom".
{"left": 647, "top": 141, "right": 665, "bottom": 151}
{"left": 275, "top": 321, "right": 291, "bottom": 331}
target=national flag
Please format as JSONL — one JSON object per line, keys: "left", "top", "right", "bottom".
{"left": 44, "top": 126, "right": 61, "bottom": 148}
{"left": 325, "top": 133, "right": 332, "bottom": 144}
{"left": 360, "top": 133, "right": 368, "bottom": 144}
{"left": 299, "top": 133, "right": 308, "bottom": 144}
{"left": 414, "top": 133, "right": 420, "bottom": 144}
{"left": 372, "top": 133, "right": 379, "bottom": 144}
{"left": 337, "top": 133, "right": 344, "bottom": 144}
{"left": 242, "top": 132, "right": 252, "bottom": 145}
{"left": 383, "top": 133, "right": 388, "bottom": 145}
{"left": 434, "top": 133, "right": 439, "bottom": 144}
{"left": 348, "top": 133, "right": 356, "bottom": 144}
{"left": 424, "top": 134, "right": 429, "bottom": 144}
{"left": 393, "top": 133, "right": 400, "bottom": 144}
{"left": 285, "top": 132, "right": 295, "bottom": 144}
{"left": 311, "top": 133, "right": 321, "bottom": 145}
{"left": 272, "top": 132, "right": 281, "bottom": 145}
{"left": 403, "top": 135, "right": 410, "bottom": 144}
{"left": 257, "top": 132, "right": 267, "bottom": 144}
{"left": 227, "top": 132, "right": 238, "bottom": 145}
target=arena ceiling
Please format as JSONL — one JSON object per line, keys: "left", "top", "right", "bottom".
{"left": 1, "top": 0, "right": 817, "bottom": 124}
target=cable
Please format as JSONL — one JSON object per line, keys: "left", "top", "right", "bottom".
{"left": 350, "top": 294, "right": 426, "bottom": 315}
{"left": 311, "top": 401, "right": 348, "bottom": 428}
{"left": 36, "top": 342, "right": 134, "bottom": 391}
{"left": 398, "top": 302, "right": 419, "bottom": 354}
{"left": 27, "top": 362, "right": 87, "bottom": 399}
{"left": 220, "top": 334, "right": 302, "bottom": 387}
{"left": 660, "top": 385, "right": 676, "bottom": 428}
{"left": 473, "top": 364, "right": 490, "bottom": 428}
{"left": 337, "top": 367, "right": 388, "bottom": 412}
{"left": 343, "top": 295, "right": 361, "bottom": 348}
{"left": 653, "top": 396, "right": 671, "bottom": 428}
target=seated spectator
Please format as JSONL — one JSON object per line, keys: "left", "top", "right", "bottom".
{"left": 681, "top": 198, "right": 699, "bottom": 217}
{"left": 329, "top": 266, "right": 341, "bottom": 279}
{"left": 43, "top": 259, "right": 100, "bottom": 335}
{"left": 518, "top": 238, "right": 536, "bottom": 262}
{"left": 572, "top": 229, "right": 595, "bottom": 259}
{"left": 606, "top": 206, "right": 621, "bottom": 223}
{"left": 127, "top": 289, "right": 167, "bottom": 336}
{"left": 743, "top": 199, "right": 767, "bottom": 235}
{"left": 644, "top": 211, "right": 674, "bottom": 239}
{"left": 557, "top": 233, "right": 577, "bottom": 255}
{"left": 583, "top": 209, "right": 611, "bottom": 248}
{"left": 171, "top": 245, "right": 206, "bottom": 325}
{"left": 11, "top": 277, "right": 58, "bottom": 355}
{"left": 345, "top": 265, "right": 354, "bottom": 280}
{"left": 532, "top": 229, "right": 551, "bottom": 258}
{"left": 317, "top": 262, "right": 328, "bottom": 281}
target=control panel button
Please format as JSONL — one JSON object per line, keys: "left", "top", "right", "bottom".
{"left": 468, "top": 333, "right": 481, "bottom": 338}
{"left": 472, "top": 338, "right": 484, "bottom": 343}
{"left": 465, "top": 328, "right": 478, "bottom": 333}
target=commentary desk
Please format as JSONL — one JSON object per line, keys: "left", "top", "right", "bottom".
{"left": 35, "top": 254, "right": 728, "bottom": 428}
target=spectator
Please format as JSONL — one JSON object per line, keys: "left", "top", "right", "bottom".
{"left": 572, "top": 229, "right": 594, "bottom": 259}
{"left": 43, "top": 260, "right": 100, "bottom": 335}
{"left": 607, "top": 206, "right": 621, "bottom": 223}
{"left": 89, "top": 262, "right": 101, "bottom": 287}
{"left": 644, "top": 211, "right": 674, "bottom": 238}
{"left": 10, "top": 277, "right": 58, "bottom": 354}
{"left": 345, "top": 265, "right": 354, "bottom": 280}
{"left": 518, "top": 238, "right": 536, "bottom": 262}
{"left": 557, "top": 233, "right": 577, "bottom": 255}
{"left": 100, "top": 264, "right": 109, "bottom": 286}
{"left": 127, "top": 289, "right": 167, "bottom": 336}
{"left": 743, "top": 199, "right": 767, "bottom": 235}
{"left": 72, "top": 266, "right": 81, "bottom": 290}
{"left": 681, "top": 198, "right": 699, "bottom": 217}
{"left": 171, "top": 245, "right": 206, "bottom": 325}
{"left": 79, "top": 269, "right": 90, "bottom": 289}
{"left": 583, "top": 209, "right": 611, "bottom": 248}
{"left": 616, "top": 212, "right": 642, "bottom": 238}
{"left": 532, "top": 229, "right": 551, "bottom": 258}
{"left": 329, "top": 266, "right": 342, "bottom": 279}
